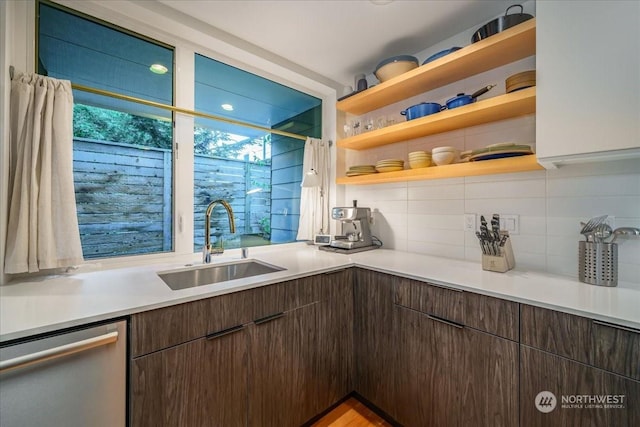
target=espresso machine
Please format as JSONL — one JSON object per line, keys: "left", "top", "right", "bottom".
{"left": 327, "top": 205, "right": 377, "bottom": 252}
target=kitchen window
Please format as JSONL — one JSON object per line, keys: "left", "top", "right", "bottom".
{"left": 37, "top": 1, "right": 175, "bottom": 259}
{"left": 36, "top": 1, "right": 321, "bottom": 260}
{"left": 193, "top": 54, "right": 321, "bottom": 251}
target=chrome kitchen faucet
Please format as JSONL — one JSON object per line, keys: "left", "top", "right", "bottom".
{"left": 203, "top": 199, "right": 236, "bottom": 263}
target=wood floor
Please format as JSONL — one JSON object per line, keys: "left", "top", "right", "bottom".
{"left": 311, "top": 397, "right": 392, "bottom": 427}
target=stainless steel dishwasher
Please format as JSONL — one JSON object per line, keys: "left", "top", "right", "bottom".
{"left": 0, "top": 320, "right": 127, "bottom": 427}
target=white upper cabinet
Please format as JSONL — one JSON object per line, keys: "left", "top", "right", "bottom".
{"left": 536, "top": 1, "right": 640, "bottom": 168}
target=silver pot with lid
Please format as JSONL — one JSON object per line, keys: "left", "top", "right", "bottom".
{"left": 471, "top": 4, "right": 534, "bottom": 43}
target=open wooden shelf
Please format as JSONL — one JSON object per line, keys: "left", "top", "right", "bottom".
{"left": 337, "top": 155, "right": 543, "bottom": 185}
{"left": 337, "top": 18, "right": 536, "bottom": 115}
{"left": 338, "top": 87, "right": 536, "bottom": 150}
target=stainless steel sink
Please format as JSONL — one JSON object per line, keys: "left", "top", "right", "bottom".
{"left": 158, "top": 259, "right": 285, "bottom": 290}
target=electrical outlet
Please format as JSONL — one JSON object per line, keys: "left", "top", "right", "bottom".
{"left": 499, "top": 214, "right": 520, "bottom": 235}
{"left": 464, "top": 214, "right": 477, "bottom": 231}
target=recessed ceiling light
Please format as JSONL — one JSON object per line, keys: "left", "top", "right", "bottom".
{"left": 149, "top": 64, "right": 168, "bottom": 74}
{"left": 221, "top": 104, "right": 234, "bottom": 111}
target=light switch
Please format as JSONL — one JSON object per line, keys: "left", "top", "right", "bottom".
{"left": 499, "top": 214, "right": 520, "bottom": 235}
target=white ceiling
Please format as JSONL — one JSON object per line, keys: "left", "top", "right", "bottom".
{"left": 156, "top": 0, "right": 515, "bottom": 88}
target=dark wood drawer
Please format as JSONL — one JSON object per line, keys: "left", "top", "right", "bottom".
{"left": 464, "top": 292, "right": 519, "bottom": 341}
{"left": 131, "top": 289, "right": 253, "bottom": 357}
{"left": 592, "top": 320, "right": 640, "bottom": 381}
{"left": 132, "top": 273, "right": 335, "bottom": 357}
{"left": 394, "top": 277, "right": 464, "bottom": 324}
{"left": 521, "top": 304, "right": 592, "bottom": 364}
{"left": 521, "top": 304, "right": 640, "bottom": 380}
{"left": 249, "top": 272, "right": 338, "bottom": 321}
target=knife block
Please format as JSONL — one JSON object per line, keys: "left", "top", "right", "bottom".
{"left": 481, "top": 234, "right": 515, "bottom": 273}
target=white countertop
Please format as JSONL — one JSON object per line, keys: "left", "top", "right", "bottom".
{"left": 2, "top": 243, "right": 639, "bottom": 342}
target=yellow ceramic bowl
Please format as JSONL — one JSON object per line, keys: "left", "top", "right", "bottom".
{"left": 374, "top": 56, "right": 419, "bottom": 82}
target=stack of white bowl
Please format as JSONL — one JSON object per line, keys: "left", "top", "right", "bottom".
{"left": 408, "top": 151, "right": 432, "bottom": 169}
{"left": 432, "top": 146, "right": 459, "bottom": 166}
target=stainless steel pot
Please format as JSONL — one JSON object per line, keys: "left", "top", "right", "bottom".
{"left": 471, "top": 4, "right": 534, "bottom": 43}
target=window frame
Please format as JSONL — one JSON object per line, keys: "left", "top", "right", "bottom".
{"left": 20, "top": 0, "right": 336, "bottom": 269}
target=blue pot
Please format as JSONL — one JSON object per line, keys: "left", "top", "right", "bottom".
{"left": 445, "top": 93, "right": 474, "bottom": 109}
{"left": 401, "top": 102, "right": 444, "bottom": 120}
{"left": 445, "top": 85, "right": 495, "bottom": 110}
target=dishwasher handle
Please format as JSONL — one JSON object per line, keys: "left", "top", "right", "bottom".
{"left": 0, "top": 331, "right": 119, "bottom": 374}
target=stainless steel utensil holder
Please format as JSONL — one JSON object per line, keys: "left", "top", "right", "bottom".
{"left": 482, "top": 236, "right": 515, "bottom": 273}
{"left": 578, "top": 241, "right": 618, "bottom": 287}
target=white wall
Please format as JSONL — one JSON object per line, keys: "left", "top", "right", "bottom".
{"left": 337, "top": 0, "right": 640, "bottom": 285}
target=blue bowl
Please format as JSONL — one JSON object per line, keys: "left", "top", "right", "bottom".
{"left": 422, "top": 47, "right": 462, "bottom": 65}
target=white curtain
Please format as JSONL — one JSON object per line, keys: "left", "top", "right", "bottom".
{"left": 5, "top": 71, "right": 84, "bottom": 274}
{"left": 297, "top": 137, "right": 330, "bottom": 241}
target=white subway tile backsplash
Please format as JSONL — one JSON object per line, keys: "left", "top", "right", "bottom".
{"left": 409, "top": 199, "right": 465, "bottom": 215}
{"left": 465, "top": 197, "right": 546, "bottom": 217}
{"left": 547, "top": 217, "right": 584, "bottom": 237}
{"left": 407, "top": 240, "right": 466, "bottom": 260}
{"left": 464, "top": 169, "right": 545, "bottom": 183}
{"left": 338, "top": 115, "right": 639, "bottom": 284}
{"left": 510, "top": 234, "right": 546, "bottom": 255}
{"left": 547, "top": 196, "right": 640, "bottom": 218}
{"left": 408, "top": 183, "right": 464, "bottom": 200}
{"left": 408, "top": 226, "right": 465, "bottom": 246}
{"left": 464, "top": 179, "right": 546, "bottom": 199}
{"left": 547, "top": 174, "right": 640, "bottom": 198}
{"left": 547, "top": 254, "right": 578, "bottom": 278}
{"left": 408, "top": 214, "right": 463, "bottom": 230}
{"left": 518, "top": 216, "right": 547, "bottom": 235}
{"left": 512, "top": 251, "right": 547, "bottom": 270}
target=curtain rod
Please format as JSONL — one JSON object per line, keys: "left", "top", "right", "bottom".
{"left": 73, "top": 83, "right": 309, "bottom": 141}
{"left": 8, "top": 66, "right": 332, "bottom": 145}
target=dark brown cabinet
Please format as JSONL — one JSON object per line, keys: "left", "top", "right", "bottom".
{"left": 129, "top": 267, "right": 638, "bottom": 426}
{"left": 130, "top": 270, "right": 353, "bottom": 427}
{"left": 248, "top": 269, "right": 353, "bottom": 427}
{"left": 131, "top": 326, "right": 248, "bottom": 427}
{"left": 520, "top": 346, "right": 640, "bottom": 427}
{"left": 393, "top": 278, "right": 518, "bottom": 427}
{"left": 249, "top": 303, "right": 318, "bottom": 427}
{"left": 394, "top": 304, "right": 463, "bottom": 426}
{"left": 353, "top": 268, "right": 397, "bottom": 417}
{"left": 520, "top": 304, "right": 640, "bottom": 426}
{"left": 458, "top": 325, "right": 519, "bottom": 427}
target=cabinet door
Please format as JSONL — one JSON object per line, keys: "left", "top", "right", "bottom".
{"left": 520, "top": 346, "right": 640, "bottom": 427}
{"left": 459, "top": 328, "right": 519, "bottom": 427}
{"left": 394, "top": 305, "right": 462, "bottom": 427}
{"left": 353, "top": 268, "right": 396, "bottom": 417}
{"left": 536, "top": 1, "right": 640, "bottom": 164}
{"left": 248, "top": 303, "right": 318, "bottom": 427}
{"left": 131, "top": 328, "right": 248, "bottom": 427}
{"left": 315, "top": 270, "right": 354, "bottom": 412}
{"left": 394, "top": 305, "right": 518, "bottom": 427}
